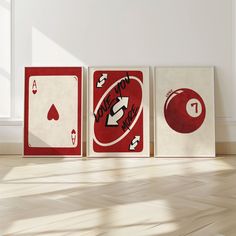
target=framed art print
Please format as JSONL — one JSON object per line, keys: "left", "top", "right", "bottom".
{"left": 87, "top": 67, "right": 150, "bottom": 157}
{"left": 24, "top": 67, "right": 83, "bottom": 157}
{"left": 154, "top": 67, "right": 215, "bottom": 157}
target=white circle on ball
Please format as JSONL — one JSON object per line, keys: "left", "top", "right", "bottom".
{"left": 186, "top": 98, "right": 202, "bottom": 117}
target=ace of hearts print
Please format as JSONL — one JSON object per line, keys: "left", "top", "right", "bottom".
{"left": 92, "top": 70, "right": 145, "bottom": 154}
{"left": 24, "top": 67, "right": 83, "bottom": 157}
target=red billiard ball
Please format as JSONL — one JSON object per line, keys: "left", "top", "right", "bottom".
{"left": 164, "top": 88, "right": 206, "bottom": 133}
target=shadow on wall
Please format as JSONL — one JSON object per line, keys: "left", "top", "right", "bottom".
{"left": 14, "top": 0, "right": 236, "bottom": 143}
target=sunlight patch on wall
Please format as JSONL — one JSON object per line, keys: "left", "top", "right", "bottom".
{"left": 32, "top": 27, "right": 86, "bottom": 66}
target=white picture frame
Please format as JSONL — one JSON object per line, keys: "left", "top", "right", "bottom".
{"left": 87, "top": 67, "right": 150, "bottom": 157}
{"left": 154, "top": 67, "right": 215, "bottom": 157}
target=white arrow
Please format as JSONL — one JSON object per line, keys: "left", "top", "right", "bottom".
{"left": 129, "top": 136, "right": 140, "bottom": 150}
{"left": 97, "top": 74, "right": 108, "bottom": 88}
{"left": 112, "top": 97, "right": 129, "bottom": 114}
{"left": 106, "top": 97, "right": 129, "bottom": 126}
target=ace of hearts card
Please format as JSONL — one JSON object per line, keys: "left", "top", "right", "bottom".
{"left": 154, "top": 67, "right": 215, "bottom": 157}
{"left": 87, "top": 67, "right": 150, "bottom": 157}
{"left": 24, "top": 67, "right": 83, "bottom": 157}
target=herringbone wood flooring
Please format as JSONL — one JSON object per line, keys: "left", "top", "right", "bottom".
{"left": 0, "top": 156, "right": 236, "bottom": 236}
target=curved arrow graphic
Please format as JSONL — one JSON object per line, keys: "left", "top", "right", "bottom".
{"left": 106, "top": 97, "right": 129, "bottom": 126}
{"left": 97, "top": 73, "right": 108, "bottom": 88}
{"left": 129, "top": 136, "right": 140, "bottom": 150}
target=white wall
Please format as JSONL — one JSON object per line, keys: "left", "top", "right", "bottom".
{"left": 0, "top": 0, "right": 11, "bottom": 117}
{"left": 4, "top": 0, "right": 236, "bottom": 144}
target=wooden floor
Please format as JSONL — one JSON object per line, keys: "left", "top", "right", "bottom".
{"left": 0, "top": 156, "right": 236, "bottom": 236}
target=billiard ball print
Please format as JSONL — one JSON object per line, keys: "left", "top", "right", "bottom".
{"left": 164, "top": 88, "right": 206, "bottom": 134}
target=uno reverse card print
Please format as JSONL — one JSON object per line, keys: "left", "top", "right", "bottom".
{"left": 154, "top": 67, "right": 215, "bottom": 157}
{"left": 88, "top": 67, "right": 150, "bottom": 157}
{"left": 24, "top": 67, "right": 83, "bottom": 157}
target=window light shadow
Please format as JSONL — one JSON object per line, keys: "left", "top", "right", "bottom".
{"left": 0, "top": 156, "right": 235, "bottom": 235}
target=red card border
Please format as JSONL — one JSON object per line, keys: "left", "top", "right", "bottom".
{"left": 24, "top": 67, "right": 83, "bottom": 157}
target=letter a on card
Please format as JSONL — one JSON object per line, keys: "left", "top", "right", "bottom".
{"left": 24, "top": 67, "right": 83, "bottom": 157}
{"left": 87, "top": 67, "right": 150, "bottom": 157}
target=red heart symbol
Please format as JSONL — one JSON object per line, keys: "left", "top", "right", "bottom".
{"left": 47, "top": 104, "right": 59, "bottom": 121}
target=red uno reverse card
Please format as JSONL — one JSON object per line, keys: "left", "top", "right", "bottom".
{"left": 24, "top": 67, "right": 83, "bottom": 157}
{"left": 88, "top": 67, "right": 150, "bottom": 157}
